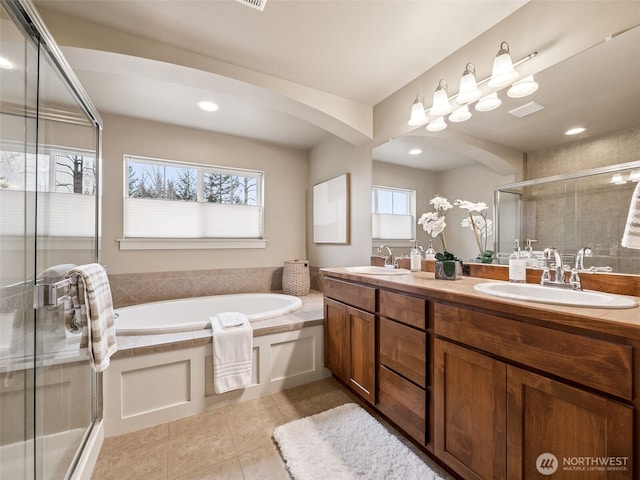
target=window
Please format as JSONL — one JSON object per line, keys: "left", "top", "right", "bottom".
{"left": 0, "top": 144, "right": 96, "bottom": 237}
{"left": 123, "top": 156, "right": 264, "bottom": 245}
{"left": 371, "top": 185, "right": 415, "bottom": 241}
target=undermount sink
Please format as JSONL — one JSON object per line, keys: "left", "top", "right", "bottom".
{"left": 474, "top": 282, "right": 638, "bottom": 309}
{"left": 345, "top": 266, "right": 410, "bottom": 275}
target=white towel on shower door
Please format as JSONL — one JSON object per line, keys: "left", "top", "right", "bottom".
{"left": 210, "top": 313, "right": 253, "bottom": 394}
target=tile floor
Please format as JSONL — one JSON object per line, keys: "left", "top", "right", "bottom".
{"left": 91, "top": 377, "right": 455, "bottom": 480}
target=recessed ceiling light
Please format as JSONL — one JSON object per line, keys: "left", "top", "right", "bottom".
{"left": 565, "top": 127, "right": 586, "bottom": 136}
{"left": 408, "top": 148, "right": 422, "bottom": 155}
{"left": 197, "top": 100, "right": 219, "bottom": 112}
{"left": 0, "top": 56, "right": 14, "bottom": 70}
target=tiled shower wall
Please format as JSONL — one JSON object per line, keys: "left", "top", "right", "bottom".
{"left": 523, "top": 126, "right": 640, "bottom": 273}
{"left": 108, "top": 266, "right": 323, "bottom": 309}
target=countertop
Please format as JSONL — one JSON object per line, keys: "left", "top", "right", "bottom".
{"left": 321, "top": 268, "right": 640, "bottom": 340}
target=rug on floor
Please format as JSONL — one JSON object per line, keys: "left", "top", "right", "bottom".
{"left": 272, "top": 403, "right": 444, "bottom": 480}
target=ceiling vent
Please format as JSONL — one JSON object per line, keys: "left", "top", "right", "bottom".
{"left": 234, "top": 0, "right": 267, "bottom": 11}
{"left": 508, "top": 101, "right": 545, "bottom": 118}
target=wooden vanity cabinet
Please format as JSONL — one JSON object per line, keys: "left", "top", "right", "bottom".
{"left": 323, "top": 277, "right": 376, "bottom": 404}
{"left": 377, "top": 289, "right": 428, "bottom": 445}
{"left": 434, "top": 301, "right": 634, "bottom": 480}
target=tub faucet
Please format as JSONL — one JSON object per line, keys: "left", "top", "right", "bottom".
{"left": 377, "top": 245, "right": 394, "bottom": 267}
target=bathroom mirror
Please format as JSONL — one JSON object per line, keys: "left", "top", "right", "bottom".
{"left": 371, "top": 25, "right": 640, "bottom": 271}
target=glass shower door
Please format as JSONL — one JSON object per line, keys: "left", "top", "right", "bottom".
{"left": 0, "top": 3, "right": 40, "bottom": 477}
{"left": 32, "top": 34, "right": 100, "bottom": 479}
{"left": 1, "top": 1, "right": 102, "bottom": 478}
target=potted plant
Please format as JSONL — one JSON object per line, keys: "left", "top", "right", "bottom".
{"left": 455, "top": 199, "right": 495, "bottom": 264}
{"left": 418, "top": 195, "right": 463, "bottom": 280}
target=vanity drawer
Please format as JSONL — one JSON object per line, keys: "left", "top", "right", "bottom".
{"left": 323, "top": 277, "right": 376, "bottom": 312}
{"left": 433, "top": 302, "right": 633, "bottom": 400}
{"left": 379, "top": 317, "right": 426, "bottom": 388}
{"left": 378, "top": 365, "right": 426, "bottom": 444}
{"left": 379, "top": 289, "right": 426, "bottom": 330}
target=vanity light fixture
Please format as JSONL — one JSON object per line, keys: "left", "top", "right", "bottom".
{"left": 456, "top": 63, "right": 482, "bottom": 104}
{"left": 408, "top": 94, "right": 429, "bottom": 126}
{"left": 408, "top": 43, "right": 537, "bottom": 128}
{"left": 475, "top": 92, "right": 502, "bottom": 112}
{"left": 426, "top": 117, "right": 447, "bottom": 132}
{"left": 488, "top": 41, "right": 519, "bottom": 88}
{"left": 408, "top": 148, "right": 423, "bottom": 155}
{"left": 565, "top": 127, "right": 586, "bottom": 136}
{"left": 430, "top": 80, "right": 453, "bottom": 117}
{"left": 629, "top": 170, "right": 640, "bottom": 182}
{"left": 197, "top": 100, "right": 219, "bottom": 112}
{"left": 449, "top": 105, "right": 472, "bottom": 123}
{"left": 0, "top": 56, "right": 14, "bottom": 70}
{"left": 507, "top": 75, "right": 539, "bottom": 98}
{"left": 611, "top": 173, "right": 627, "bottom": 185}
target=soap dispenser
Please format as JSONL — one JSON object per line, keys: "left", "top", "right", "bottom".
{"left": 522, "top": 239, "right": 538, "bottom": 268}
{"left": 424, "top": 240, "right": 436, "bottom": 260}
{"left": 508, "top": 239, "right": 526, "bottom": 283}
{"left": 410, "top": 241, "right": 423, "bottom": 272}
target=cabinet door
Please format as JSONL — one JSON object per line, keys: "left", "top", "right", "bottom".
{"left": 324, "top": 298, "right": 348, "bottom": 382}
{"left": 346, "top": 304, "right": 376, "bottom": 404}
{"left": 434, "top": 339, "right": 507, "bottom": 480}
{"left": 507, "top": 366, "right": 633, "bottom": 480}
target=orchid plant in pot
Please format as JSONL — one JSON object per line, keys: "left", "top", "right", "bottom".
{"left": 455, "top": 199, "right": 495, "bottom": 263}
{"left": 418, "top": 195, "right": 462, "bottom": 279}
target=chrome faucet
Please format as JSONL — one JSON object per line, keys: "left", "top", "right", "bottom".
{"left": 541, "top": 247, "right": 582, "bottom": 290}
{"left": 544, "top": 247, "right": 564, "bottom": 282}
{"left": 567, "top": 247, "right": 592, "bottom": 291}
{"left": 574, "top": 246, "right": 593, "bottom": 271}
{"left": 377, "top": 245, "right": 394, "bottom": 267}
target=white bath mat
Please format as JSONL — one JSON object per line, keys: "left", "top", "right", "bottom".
{"left": 273, "top": 403, "right": 444, "bottom": 480}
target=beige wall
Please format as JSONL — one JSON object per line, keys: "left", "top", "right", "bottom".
{"left": 308, "top": 137, "right": 372, "bottom": 268}
{"left": 438, "top": 164, "right": 515, "bottom": 261}
{"left": 100, "top": 113, "right": 309, "bottom": 274}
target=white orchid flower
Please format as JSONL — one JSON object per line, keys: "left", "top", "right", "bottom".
{"left": 429, "top": 196, "right": 453, "bottom": 211}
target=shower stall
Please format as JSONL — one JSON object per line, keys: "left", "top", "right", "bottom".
{"left": 1, "top": 1, "right": 103, "bottom": 478}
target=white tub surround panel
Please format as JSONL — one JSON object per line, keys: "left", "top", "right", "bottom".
{"left": 102, "top": 325, "right": 328, "bottom": 436}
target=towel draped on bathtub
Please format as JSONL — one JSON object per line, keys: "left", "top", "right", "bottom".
{"left": 210, "top": 312, "right": 253, "bottom": 394}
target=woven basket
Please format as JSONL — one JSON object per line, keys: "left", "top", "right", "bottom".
{"left": 282, "top": 260, "right": 310, "bottom": 296}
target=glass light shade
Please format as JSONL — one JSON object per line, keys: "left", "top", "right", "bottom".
{"left": 475, "top": 92, "right": 502, "bottom": 112}
{"left": 426, "top": 117, "right": 447, "bottom": 132}
{"left": 611, "top": 173, "right": 627, "bottom": 185}
{"left": 449, "top": 105, "right": 472, "bottom": 123}
{"left": 456, "top": 64, "right": 482, "bottom": 104}
{"left": 430, "top": 80, "right": 452, "bottom": 116}
{"left": 408, "top": 96, "right": 429, "bottom": 126}
{"left": 198, "top": 100, "right": 219, "bottom": 112}
{"left": 507, "top": 75, "right": 539, "bottom": 98}
{"left": 629, "top": 170, "right": 640, "bottom": 182}
{"left": 488, "top": 42, "right": 519, "bottom": 88}
{"left": 0, "top": 56, "right": 14, "bottom": 70}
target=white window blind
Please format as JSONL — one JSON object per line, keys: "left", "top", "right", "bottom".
{"left": 125, "top": 198, "right": 262, "bottom": 238}
{"left": 372, "top": 213, "right": 414, "bottom": 240}
{"left": 122, "top": 155, "right": 264, "bottom": 242}
{"left": 371, "top": 186, "right": 416, "bottom": 240}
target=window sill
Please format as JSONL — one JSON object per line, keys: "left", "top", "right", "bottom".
{"left": 117, "top": 238, "right": 268, "bottom": 250}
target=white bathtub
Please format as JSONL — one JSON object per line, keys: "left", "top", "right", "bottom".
{"left": 114, "top": 293, "right": 303, "bottom": 335}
